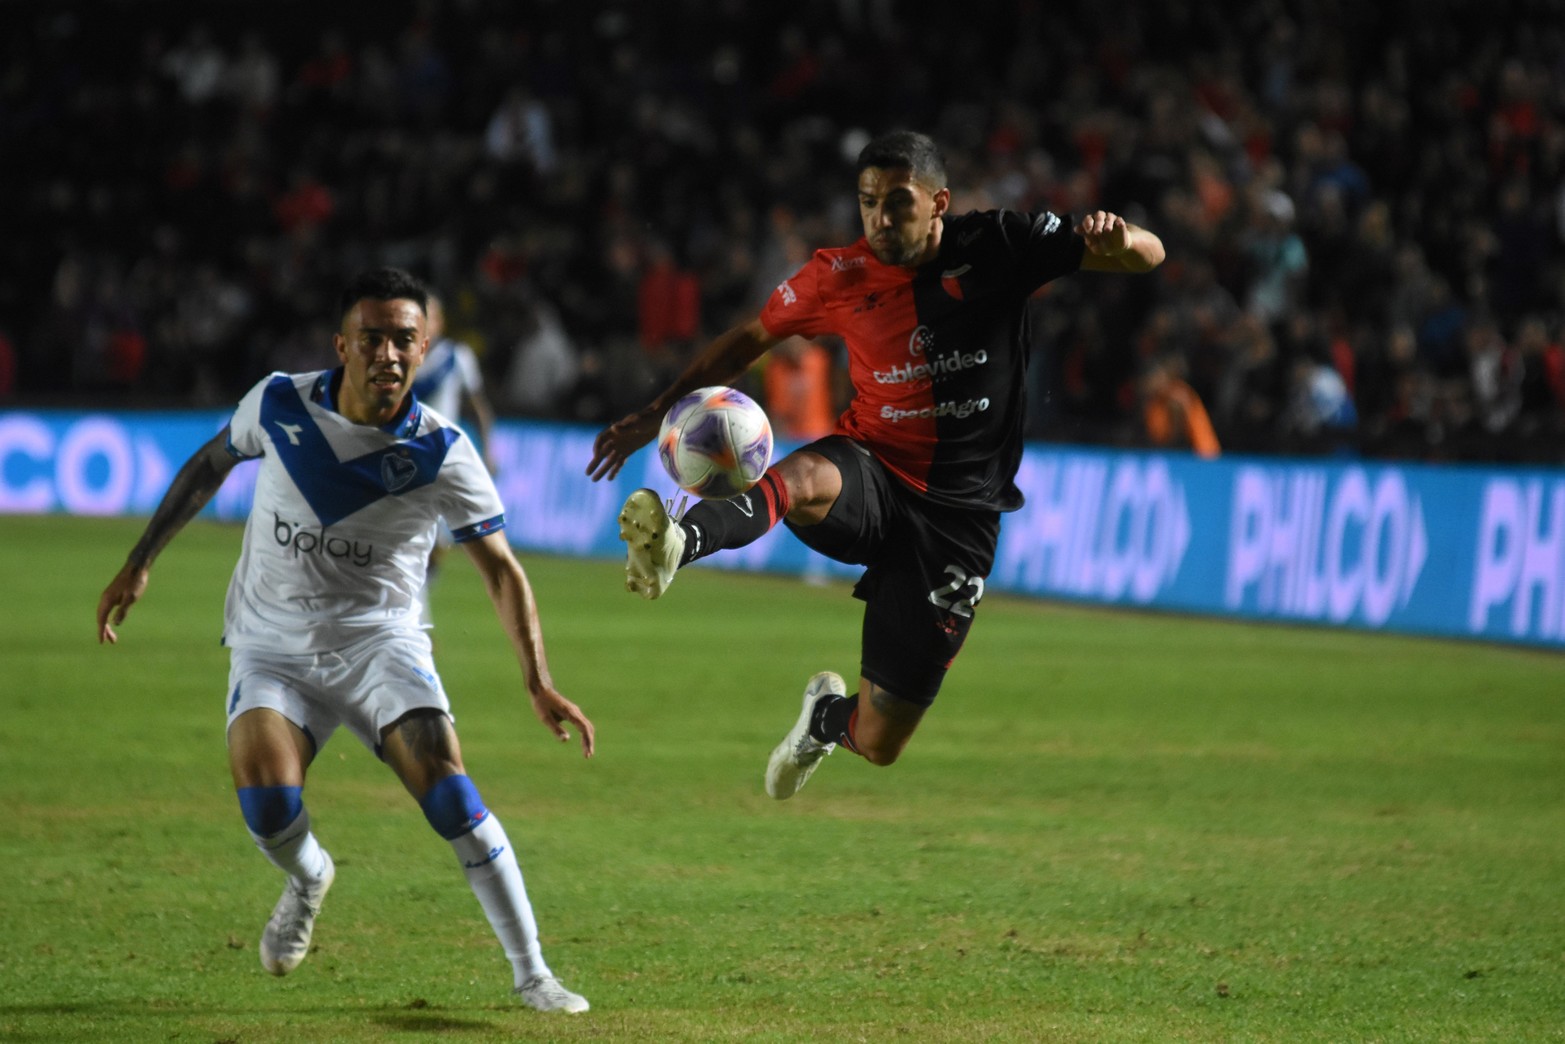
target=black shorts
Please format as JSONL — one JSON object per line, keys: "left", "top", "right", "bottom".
{"left": 784, "top": 436, "right": 1000, "bottom": 707}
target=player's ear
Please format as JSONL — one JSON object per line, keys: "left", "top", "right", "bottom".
{"left": 332, "top": 332, "right": 349, "bottom": 364}
{"left": 931, "top": 186, "right": 951, "bottom": 219}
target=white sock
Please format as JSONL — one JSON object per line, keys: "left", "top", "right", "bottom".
{"left": 450, "top": 813, "right": 551, "bottom": 985}
{"left": 250, "top": 807, "right": 330, "bottom": 885}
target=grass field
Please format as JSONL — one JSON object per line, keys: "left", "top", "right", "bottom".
{"left": 2, "top": 515, "right": 1562, "bottom": 1043}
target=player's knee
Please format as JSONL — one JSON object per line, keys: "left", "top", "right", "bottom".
{"left": 419, "top": 774, "right": 489, "bottom": 840}
{"left": 237, "top": 785, "right": 304, "bottom": 838}
{"left": 777, "top": 452, "right": 842, "bottom": 520}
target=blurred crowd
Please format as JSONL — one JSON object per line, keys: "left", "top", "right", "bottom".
{"left": 2, "top": 0, "right": 1563, "bottom": 463}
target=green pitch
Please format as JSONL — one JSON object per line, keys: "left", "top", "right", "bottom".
{"left": 2, "top": 515, "right": 1561, "bottom": 1042}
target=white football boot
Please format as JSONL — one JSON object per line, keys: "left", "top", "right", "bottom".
{"left": 618, "top": 488, "right": 686, "bottom": 600}
{"left": 515, "top": 974, "right": 591, "bottom": 1013}
{"left": 764, "top": 672, "right": 844, "bottom": 799}
{"left": 259, "top": 850, "right": 335, "bottom": 975}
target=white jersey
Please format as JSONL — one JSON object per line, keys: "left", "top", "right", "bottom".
{"left": 222, "top": 370, "right": 505, "bottom": 654}
{"left": 411, "top": 337, "right": 484, "bottom": 421}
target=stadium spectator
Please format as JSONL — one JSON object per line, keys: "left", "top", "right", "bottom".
{"left": 95, "top": 268, "right": 594, "bottom": 1015}
{"left": 1283, "top": 350, "right": 1360, "bottom": 456}
{"left": 763, "top": 338, "right": 838, "bottom": 442}
{"left": 587, "top": 130, "right": 1164, "bottom": 798}
{"left": 1141, "top": 354, "right": 1221, "bottom": 458}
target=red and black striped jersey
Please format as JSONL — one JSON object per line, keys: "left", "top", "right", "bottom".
{"left": 759, "top": 209, "right": 1084, "bottom": 511}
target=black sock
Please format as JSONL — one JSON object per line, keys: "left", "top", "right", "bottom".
{"left": 809, "top": 691, "right": 857, "bottom": 747}
{"left": 679, "top": 472, "right": 790, "bottom": 566}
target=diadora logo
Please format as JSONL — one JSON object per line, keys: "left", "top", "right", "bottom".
{"left": 830, "top": 255, "right": 867, "bottom": 272}
{"left": 274, "top": 421, "right": 303, "bottom": 446}
{"left": 908, "top": 325, "right": 935, "bottom": 357}
{"left": 273, "top": 512, "right": 374, "bottom": 567}
{"left": 462, "top": 844, "right": 505, "bottom": 869}
{"left": 778, "top": 281, "right": 797, "bottom": 306}
{"left": 381, "top": 451, "right": 417, "bottom": 492}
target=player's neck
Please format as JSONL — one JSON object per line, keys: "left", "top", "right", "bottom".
{"left": 906, "top": 218, "right": 944, "bottom": 269}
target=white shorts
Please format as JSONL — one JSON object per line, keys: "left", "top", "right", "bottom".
{"left": 225, "top": 630, "right": 451, "bottom": 757}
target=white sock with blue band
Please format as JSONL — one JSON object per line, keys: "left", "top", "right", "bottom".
{"left": 238, "top": 785, "right": 330, "bottom": 885}
{"left": 421, "top": 774, "right": 551, "bottom": 985}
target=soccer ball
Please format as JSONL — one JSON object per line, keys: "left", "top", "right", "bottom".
{"left": 657, "top": 386, "right": 774, "bottom": 499}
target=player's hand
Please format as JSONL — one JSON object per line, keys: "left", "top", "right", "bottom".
{"left": 97, "top": 562, "right": 149, "bottom": 645}
{"left": 586, "top": 408, "right": 660, "bottom": 482}
{"left": 530, "top": 687, "right": 596, "bottom": 758}
{"left": 1074, "top": 210, "right": 1133, "bottom": 256}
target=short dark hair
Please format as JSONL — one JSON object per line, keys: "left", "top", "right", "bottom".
{"left": 337, "top": 267, "right": 428, "bottom": 320}
{"left": 855, "top": 131, "right": 947, "bottom": 190}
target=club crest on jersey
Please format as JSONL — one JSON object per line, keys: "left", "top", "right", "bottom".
{"left": 940, "top": 264, "right": 971, "bottom": 301}
{"left": 381, "top": 450, "right": 418, "bottom": 492}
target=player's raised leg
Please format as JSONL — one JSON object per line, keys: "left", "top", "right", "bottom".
{"left": 383, "top": 712, "right": 588, "bottom": 1014}
{"left": 229, "top": 706, "right": 335, "bottom": 976}
{"left": 618, "top": 450, "right": 841, "bottom": 599}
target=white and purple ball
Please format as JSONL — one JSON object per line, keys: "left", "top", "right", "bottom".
{"left": 657, "top": 386, "right": 774, "bottom": 499}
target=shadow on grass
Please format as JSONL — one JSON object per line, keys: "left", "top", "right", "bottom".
{"left": 0, "top": 1000, "right": 505, "bottom": 1039}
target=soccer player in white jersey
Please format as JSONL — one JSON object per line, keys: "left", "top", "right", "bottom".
{"left": 412, "top": 293, "right": 498, "bottom": 626}
{"left": 96, "top": 268, "right": 595, "bottom": 1015}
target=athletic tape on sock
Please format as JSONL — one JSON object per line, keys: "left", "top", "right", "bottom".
{"left": 420, "top": 774, "right": 490, "bottom": 840}
{"left": 237, "top": 785, "right": 304, "bottom": 839}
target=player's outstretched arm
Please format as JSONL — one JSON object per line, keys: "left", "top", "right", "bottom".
{"left": 1075, "top": 211, "right": 1166, "bottom": 273}
{"left": 586, "top": 315, "right": 783, "bottom": 482}
{"left": 97, "top": 429, "right": 241, "bottom": 644}
{"left": 462, "top": 531, "right": 595, "bottom": 758}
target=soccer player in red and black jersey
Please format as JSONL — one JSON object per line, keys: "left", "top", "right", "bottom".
{"left": 587, "top": 130, "right": 1164, "bottom": 799}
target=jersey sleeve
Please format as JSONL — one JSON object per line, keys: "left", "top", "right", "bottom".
{"left": 758, "top": 257, "right": 827, "bottom": 339}
{"left": 225, "top": 372, "right": 287, "bottom": 460}
{"left": 1000, "top": 210, "right": 1086, "bottom": 293}
{"left": 436, "top": 431, "right": 506, "bottom": 542}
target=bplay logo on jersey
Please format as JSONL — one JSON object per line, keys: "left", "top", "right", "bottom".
{"left": 273, "top": 513, "right": 374, "bottom": 567}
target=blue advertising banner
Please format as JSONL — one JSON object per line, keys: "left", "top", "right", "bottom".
{"left": 4, "top": 408, "right": 1562, "bottom": 649}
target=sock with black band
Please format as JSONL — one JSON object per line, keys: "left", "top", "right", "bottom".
{"left": 679, "top": 469, "right": 791, "bottom": 566}
{"left": 809, "top": 691, "right": 861, "bottom": 754}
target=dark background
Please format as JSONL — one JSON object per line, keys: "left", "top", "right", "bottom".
{"left": 2, "top": 0, "right": 1562, "bottom": 462}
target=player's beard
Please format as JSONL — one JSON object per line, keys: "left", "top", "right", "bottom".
{"left": 870, "top": 232, "right": 925, "bottom": 268}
